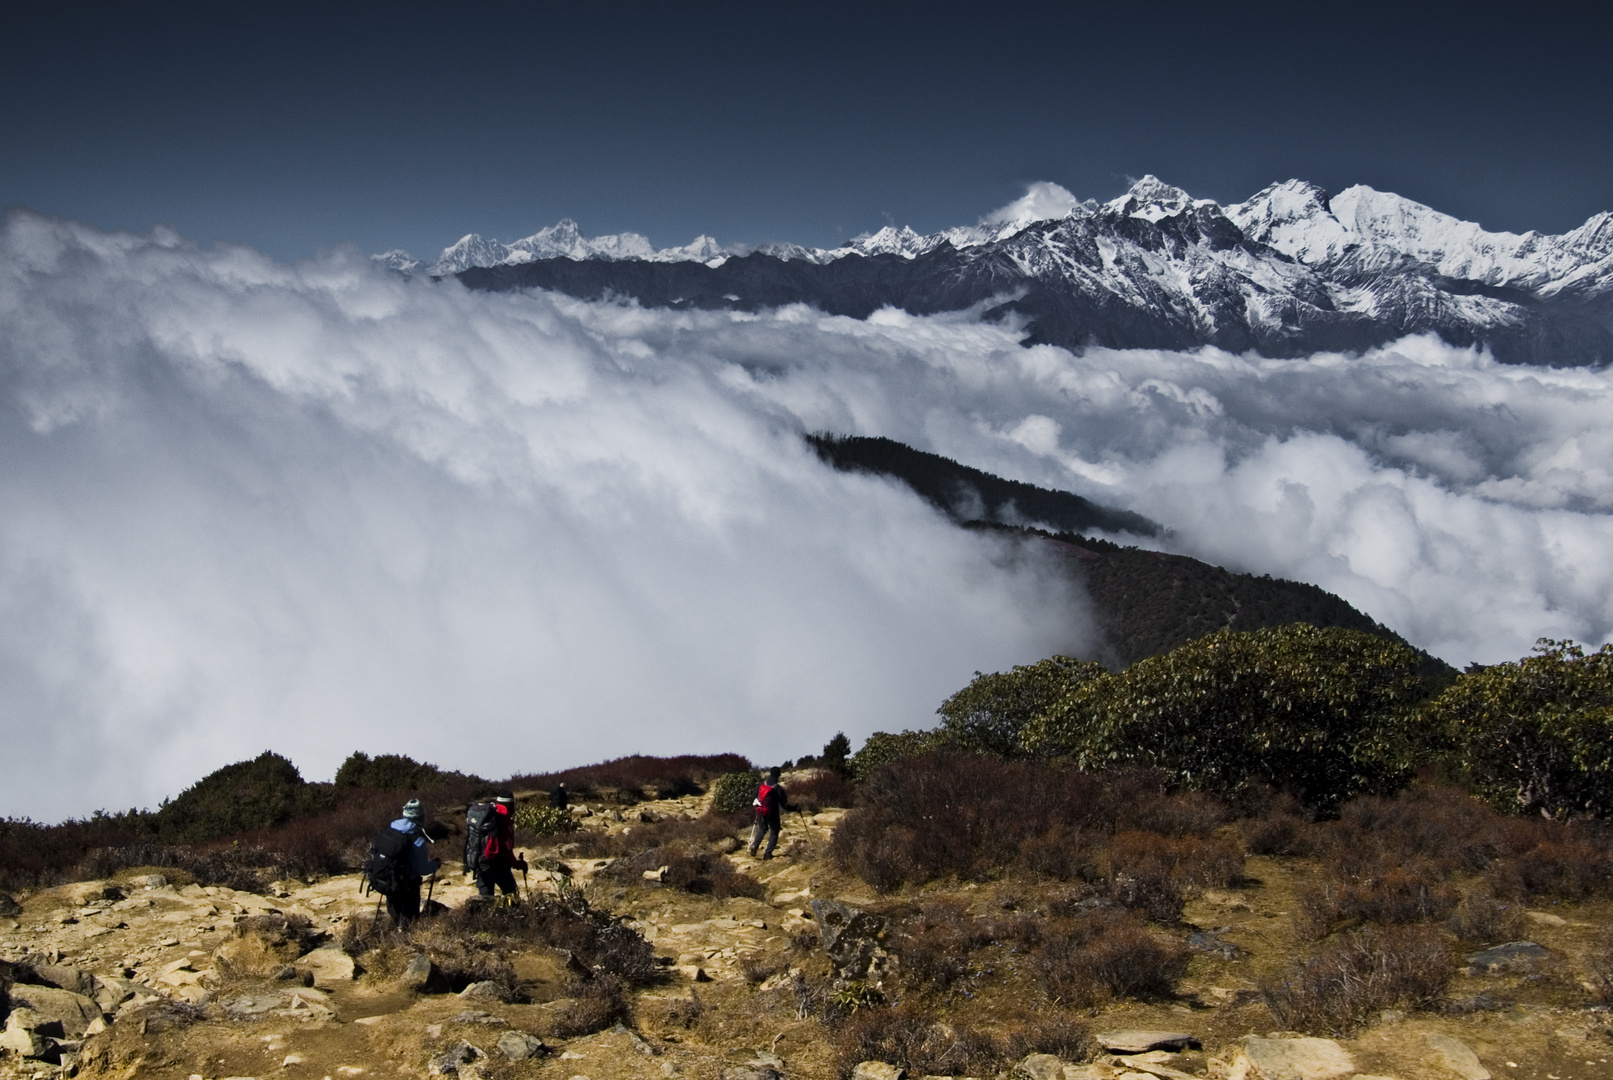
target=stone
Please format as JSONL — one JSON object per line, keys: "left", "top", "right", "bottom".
{"left": 1424, "top": 1034, "right": 1490, "bottom": 1080}
{"left": 431, "top": 1040, "right": 483, "bottom": 1076}
{"left": 0, "top": 1026, "right": 47, "bottom": 1058}
{"left": 1186, "top": 930, "right": 1245, "bottom": 959}
{"left": 5, "top": 1007, "right": 48, "bottom": 1033}
{"left": 1097, "top": 1031, "right": 1200, "bottom": 1054}
{"left": 295, "top": 947, "right": 356, "bottom": 987}
{"left": 134, "top": 874, "right": 168, "bottom": 888}
{"left": 6, "top": 983, "right": 104, "bottom": 1037}
{"left": 28, "top": 963, "right": 95, "bottom": 997}
{"left": 1235, "top": 1036, "right": 1355, "bottom": 1080}
{"left": 1015, "top": 1053, "right": 1067, "bottom": 1079}
{"left": 496, "top": 1031, "right": 547, "bottom": 1060}
{"left": 402, "top": 953, "right": 435, "bottom": 988}
{"left": 1465, "top": 941, "right": 1550, "bottom": 973}
{"left": 810, "top": 899, "right": 888, "bottom": 979}
{"left": 850, "top": 1064, "right": 904, "bottom": 1080}
{"left": 452, "top": 1011, "right": 506, "bottom": 1025}
{"left": 458, "top": 981, "right": 508, "bottom": 1002}
{"left": 1524, "top": 910, "right": 1567, "bottom": 926}
{"left": 0, "top": 892, "right": 21, "bottom": 917}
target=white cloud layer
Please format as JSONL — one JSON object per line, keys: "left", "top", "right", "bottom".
{"left": 3, "top": 211, "right": 1610, "bottom": 817}
{"left": 0, "top": 213, "right": 1095, "bottom": 820}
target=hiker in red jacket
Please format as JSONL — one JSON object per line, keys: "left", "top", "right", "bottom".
{"left": 748, "top": 766, "right": 791, "bottom": 860}
{"left": 468, "top": 791, "right": 527, "bottom": 898}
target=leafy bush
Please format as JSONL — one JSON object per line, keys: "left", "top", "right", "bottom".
{"left": 847, "top": 730, "right": 946, "bottom": 781}
{"left": 1025, "top": 624, "right": 1432, "bottom": 810}
{"left": 153, "top": 751, "right": 335, "bottom": 843}
{"left": 511, "top": 803, "right": 577, "bottom": 837}
{"left": 936, "top": 655, "right": 1106, "bottom": 758}
{"left": 709, "top": 771, "right": 760, "bottom": 815}
{"left": 332, "top": 752, "right": 479, "bottom": 790}
{"left": 1261, "top": 925, "right": 1452, "bottom": 1034}
{"left": 1426, "top": 639, "right": 1613, "bottom": 818}
{"left": 821, "top": 732, "right": 852, "bottom": 777}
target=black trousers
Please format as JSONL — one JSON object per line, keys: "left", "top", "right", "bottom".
{"left": 749, "top": 815, "right": 780, "bottom": 857}
{"left": 385, "top": 878, "right": 422, "bottom": 925}
{"left": 476, "top": 863, "right": 519, "bottom": 897}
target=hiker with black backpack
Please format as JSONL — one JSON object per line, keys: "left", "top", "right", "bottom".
{"left": 464, "top": 791, "right": 527, "bottom": 900}
{"left": 748, "top": 766, "right": 791, "bottom": 860}
{"left": 363, "top": 798, "right": 440, "bottom": 928}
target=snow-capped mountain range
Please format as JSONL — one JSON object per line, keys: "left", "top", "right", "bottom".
{"left": 379, "top": 178, "right": 1613, "bottom": 366}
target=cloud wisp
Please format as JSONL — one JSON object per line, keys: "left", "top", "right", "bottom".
{"left": 2, "top": 211, "right": 1609, "bottom": 818}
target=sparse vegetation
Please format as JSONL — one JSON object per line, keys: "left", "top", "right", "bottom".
{"left": 1261, "top": 925, "right": 1453, "bottom": 1035}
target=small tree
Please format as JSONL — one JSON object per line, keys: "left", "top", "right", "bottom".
{"left": 821, "top": 733, "right": 852, "bottom": 777}
{"left": 1426, "top": 639, "right": 1613, "bottom": 818}
{"left": 1024, "top": 624, "right": 1430, "bottom": 811}
{"left": 709, "top": 771, "right": 761, "bottom": 815}
{"left": 936, "top": 655, "right": 1106, "bottom": 758}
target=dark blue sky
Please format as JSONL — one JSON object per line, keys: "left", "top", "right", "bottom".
{"left": 5, "top": 1, "right": 1610, "bottom": 262}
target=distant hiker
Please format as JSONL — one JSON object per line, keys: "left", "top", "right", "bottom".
{"left": 748, "top": 766, "right": 791, "bottom": 860}
{"left": 465, "top": 791, "right": 527, "bottom": 899}
{"left": 363, "top": 798, "right": 440, "bottom": 928}
{"left": 548, "top": 782, "right": 568, "bottom": 810}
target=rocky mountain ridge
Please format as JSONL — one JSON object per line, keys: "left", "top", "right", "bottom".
{"left": 389, "top": 178, "right": 1613, "bottom": 366}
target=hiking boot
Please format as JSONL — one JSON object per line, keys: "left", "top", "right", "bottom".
{"left": 761, "top": 853, "right": 773, "bottom": 860}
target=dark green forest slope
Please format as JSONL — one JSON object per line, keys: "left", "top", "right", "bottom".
{"left": 810, "top": 433, "right": 1445, "bottom": 671}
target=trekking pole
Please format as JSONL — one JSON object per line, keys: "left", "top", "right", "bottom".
{"left": 426, "top": 870, "right": 437, "bottom": 908}
{"left": 520, "top": 852, "right": 529, "bottom": 898}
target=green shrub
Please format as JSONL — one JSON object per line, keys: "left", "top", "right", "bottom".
{"left": 821, "top": 732, "right": 852, "bottom": 777}
{"left": 1425, "top": 639, "right": 1613, "bottom": 818}
{"left": 512, "top": 803, "right": 578, "bottom": 837}
{"left": 154, "top": 752, "right": 334, "bottom": 843}
{"left": 333, "top": 752, "right": 477, "bottom": 790}
{"left": 847, "top": 730, "right": 944, "bottom": 781}
{"left": 1024, "top": 624, "right": 1431, "bottom": 810}
{"left": 936, "top": 655, "right": 1106, "bottom": 757}
{"left": 709, "top": 771, "right": 760, "bottom": 815}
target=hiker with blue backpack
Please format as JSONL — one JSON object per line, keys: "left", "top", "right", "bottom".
{"left": 748, "top": 766, "right": 792, "bottom": 860}
{"left": 362, "top": 798, "right": 440, "bottom": 928}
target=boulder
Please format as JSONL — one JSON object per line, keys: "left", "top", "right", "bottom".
{"left": 431, "top": 1039, "right": 482, "bottom": 1076}
{"left": 0, "top": 893, "right": 21, "bottom": 917}
{"left": 851, "top": 1064, "right": 904, "bottom": 1080}
{"left": 1097, "top": 1031, "right": 1200, "bottom": 1054}
{"left": 1465, "top": 941, "right": 1550, "bottom": 974}
{"left": 0, "top": 1025, "right": 47, "bottom": 1058}
{"left": 27, "top": 963, "right": 95, "bottom": 997}
{"left": 5, "top": 1007, "right": 48, "bottom": 1034}
{"left": 1235, "top": 1036, "right": 1355, "bottom": 1080}
{"left": 6, "top": 984, "right": 103, "bottom": 1038}
{"left": 457, "top": 981, "right": 508, "bottom": 1002}
{"left": 1424, "top": 1034, "right": 1490, "bottom": 1080}
{"left": 495, "top": 1031, "right": 546, "bottom": 1060}
{"left": 810, "top": 899, "right": 888, "bottom": 980}
{"left": 295, "top": 947, "right": 356, "bottom": 987}
{"left": 93, "top": 975, "right": 153, "bottom": 1012}
{"left": 401, "top": 954, "right": 435, "bottom": 988}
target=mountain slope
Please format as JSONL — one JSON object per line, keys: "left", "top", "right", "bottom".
{"left": 440, "top": 177, "right": 1613, "bottom": 366}
{"left": 808, "top": 433, "right": 1449, "bottom": 673}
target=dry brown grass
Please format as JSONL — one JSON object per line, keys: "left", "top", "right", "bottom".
{"left": 1260, "top": 924, "right": 1453, "bottom": 1034}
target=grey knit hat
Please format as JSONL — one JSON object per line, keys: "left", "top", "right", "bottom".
{"left": 401, "top": 798, "right": 423, "bottom": 820}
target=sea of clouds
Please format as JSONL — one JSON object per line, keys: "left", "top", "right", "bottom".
{"left": 1, "top": 209, "right": 1609, "bottom": 818}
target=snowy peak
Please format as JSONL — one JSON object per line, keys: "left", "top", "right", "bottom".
{"left": 406, "top": 222, "right": 733, "bottom": 276}
{"left": 1107, "top": 175, "right": 1198, "bottom": 222}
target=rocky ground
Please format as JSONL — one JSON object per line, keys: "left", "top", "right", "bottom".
{"left": 2, "top": 786, "right": 1611, "bottom": 1080}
